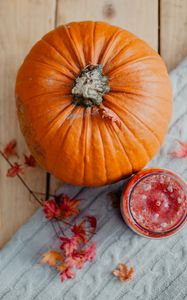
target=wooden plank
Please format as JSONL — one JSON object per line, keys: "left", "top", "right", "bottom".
{"left": 161, "top": 0, "right": 187, "bottom": 70}
{"left": 0, "top": 0, "right": 56, "bottom": 248}
{"left": 49, "top": 0, "right": 159, "bottom": 194}
{"left": 56, "top": 0, "right": 158, "bottom": 49}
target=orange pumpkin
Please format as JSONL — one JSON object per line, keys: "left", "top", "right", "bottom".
{"left": 16, "top": 21, "right": 172, "bottom": 186}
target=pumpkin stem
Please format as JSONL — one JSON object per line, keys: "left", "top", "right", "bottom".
{"left": 72, "top": 64, "right": 110, "bottom": 107}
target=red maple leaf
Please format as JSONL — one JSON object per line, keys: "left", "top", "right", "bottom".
{"left": 84, "top": 216, "right": 97, "bottom": 234}
{"left": 43, "top": 199, "right": 61, "bottom": 220}
{"left": 169, "top": 140, "right": 187, "bottom": 158}
{"left": 60, "top": 236, "right": 80, "bottom": 256}
{"left": 113, "top": 263, "right": 134, "bottom": 282}
{"left": 84, "top": 241, "right": 97, "bottom": 262}
{"left": 66, "top": 250, "right": 86, "bottom": 269}
{"left": 3, "top": 139, "right": 18, "bottom": 158}
{"left": 60, "top": 194, "right": 80, "bottom": 218}
{"left": 58, "top": 264, "right": 75, "bottom": 282}
{"left": 24, "top": 154, "right": 37, "bottom": 167}
{"left": 71, "top": 221, "right": 87, "bottom": 244}
{"left": 7, "top": 163, "right": 23, "bottom": 177}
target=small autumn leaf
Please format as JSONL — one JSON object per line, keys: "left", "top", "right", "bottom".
{"left": 169, "top": 140, "right": 187, "bottom": 158}
{"left": 71, "top": 221, "right": 87, "bottom": 244}
{"left": 113, "top": 263, "right": 134, "bottom": 282}
{"left": 57, "top": 263, "right": 68, "bottom": 273}
{"left": 58, "top": 264, "right": 75, "bottom": 282}
{"left": 24, "top": 154, "right": 37, "bottom": 167}
{"left": 59, "top": 194, "right": 80, "bottom": 218}
{"left": 84, "top": 216, "right": 97, "bottom": 234}
{"left": 7, "top": 162, "right": 23, "bottom": 177}
{"left": 98, "top": 107, "right": 122, "bottom": 128}
{"left": 3, "top": 139, "right": 18, "bottom": 158}
{"left": 43, "top": 199, "right": 61, "bottom": 220}
{"left": 84, "top": 241, "right": 96, "bottom": 262}
{"left": 41, "top": 250, "right": 64, "bottom": 267}
{"left": 66, "top": 250, "right": 86, "bottom": 269}
{"left": 60, "top": 236, "right": 80, "bottom": 256}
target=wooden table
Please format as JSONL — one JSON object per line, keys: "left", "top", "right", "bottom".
{"left": 0, "top": 0, "right": 187, "bottom": 248}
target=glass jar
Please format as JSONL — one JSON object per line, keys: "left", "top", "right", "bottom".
{"left": 121, "top": 168, "right": 187, "bottom": 238}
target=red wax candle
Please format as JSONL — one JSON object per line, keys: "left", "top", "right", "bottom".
{"left": 121, "top": 168, "right": 187, "bottom": 238}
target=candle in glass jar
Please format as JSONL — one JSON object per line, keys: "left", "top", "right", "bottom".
{"left": 121, "top": 168, "right": 187, "bottom": 238}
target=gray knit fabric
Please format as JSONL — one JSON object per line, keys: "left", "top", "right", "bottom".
{"left": 0, "top": 59, "right": 187, "bottom": 300}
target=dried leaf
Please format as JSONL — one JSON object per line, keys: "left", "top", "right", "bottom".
{"left": 41, "top": 250, "right": 64, "bottom": 267}
{"left": 113, "top": 263, "right": 134, "bottom": 282}
{"left": 84, "top": 216, "right": 97, "bottom": 234}
{"left": 6, "top": 162, "right": 23, "bottom": 177}
{"left": 43, "top": 199, "right": 61, "bottom": 220}
{"left": 169, "top": 140, "right": 187, "bottom": 158}
{"left": 98, "top": 107, "right": 122, "bottom": 128}
{"left": 58, "top": 264, "right": 75, "bottom": 281}
{"left": 71, "top": 221, "right": 87, "bottom": 244}
{"left": 24, "top": 154, "right": 37, "bottom": 167}
{"left": 3, "top": 139, "right": 18, "bottom": 158}
{"left": 60, "top": 236, "right": 80, "bottom": 256}
{"left": 66, "top": 250, "right": 86, "bottom": 269}
{"left": 84, "top": 241, "right": 96, "bottom": 262}
{"left": 59, "top": 194, "right": 80, "bottom": 218}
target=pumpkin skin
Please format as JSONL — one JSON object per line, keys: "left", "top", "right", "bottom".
{"left": 16, "top": 21, "right": 172, "bottom": 186}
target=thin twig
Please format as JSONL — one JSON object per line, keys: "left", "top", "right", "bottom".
{"left": 0, "top": 148, "right": 66, "bottom": 240}
{"left": 60, "top": 218, "right": 96, "bottom": 235}
{"left": 32, "top": 191, "right": 55, "bottom": 198}
{"left": 55, "top": 219, "right": 66, "bottom": 236}
{"left": 0, "top": 150, "right": 43, "bottom": 205}
{"left": 61, "top": 219, "right": 74, "bottom": 226}
{"left": 51, "top": 220, "right": 61, "bottom": 238}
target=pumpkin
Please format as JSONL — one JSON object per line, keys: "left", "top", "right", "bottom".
{"left": 16, "top": 21, "right": 172, "bottom": 186}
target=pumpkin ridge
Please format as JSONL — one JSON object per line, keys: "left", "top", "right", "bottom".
{"left": 92, "top": 21, "right": 96, "bottom": 64}
{"left": 40, "top": 38, "right": 76, "bottom": 80}
{"left": 105, "top": 93, "right": 170, "bottom": 136}
{"left": 18, "top": 92, "right": 72, "bottom": 105}
{"left": 99, "top": 117, "right": 132, "bottom": 181}
{"left": 104, "top": 100, "right": 161, "bottom": 145}
{"left": 104, "top": 36, "right": 139, "bottom": 73}
{"left": 105, "top": 93, "right": 170, "bottom": 120}
{"left": 117, "top": 104, "right": 162, "bottom": 145}
{"left": 98, "top": 28, "right": 124, "bottom": 66}
{"left": 64, "top": 25, "right": 86, "bottom": 69}
{"left": 51, "top": 123, "right": 73, "bottom": 175}
{"left": 51, "top": 106, "right": 81, "bottom": 175}
{"left": 96, "top": 118, "right": 108, "bottom": 184}
{"left": 31, "top": 103, "right": 74, "bottom": 143}
{"left": 81, "top": 108, "right": 89, "bottom": 184}
{"left": 17, "top": 74, "right": 72, "bottom": 85}
{"left": 79, "top": 21, "right": 95, "bottom": 64}
{"left": 107, "top": 55, "right": 159, "bottom": 76}
{"left": 25, "top": 57, "right": 75, "bottom": 81}
{"left": 101, "top": 103, "right": 151, "bottom": 159}
{"left": 110, "top": 86, "right": 171, "bottom": 101}
{"left": 120, "top": 96, "right": 170, "bottom": 127}
{"left": 23, "top": 102, "right": 72, "bottom": 126}
{"left": 41, "top": 37, "right": 80, "bottom": 75}
{"left": 106, "top": 120, "right": 133, "bottom": 174}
